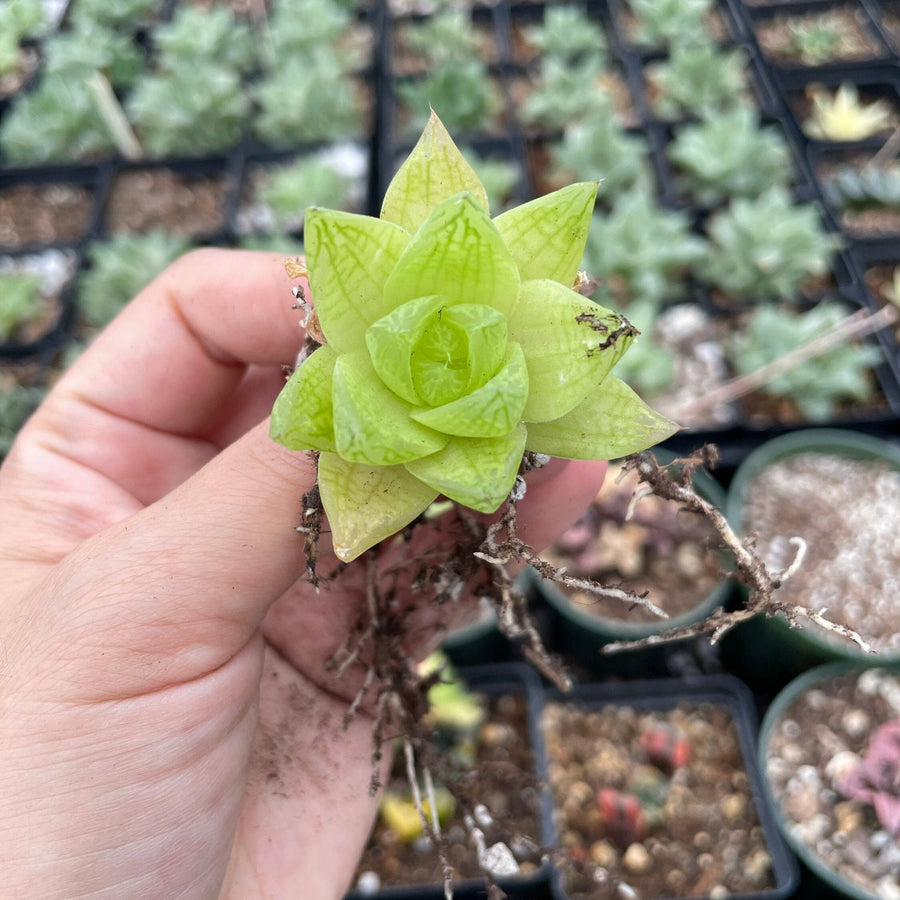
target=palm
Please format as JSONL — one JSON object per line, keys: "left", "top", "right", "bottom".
{"left": 0, "top": 250, "right": 605, "bottom": 899}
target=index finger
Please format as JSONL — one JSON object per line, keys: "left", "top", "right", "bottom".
{"left": 62, "top": 248, "right": 307, "bottom": 437}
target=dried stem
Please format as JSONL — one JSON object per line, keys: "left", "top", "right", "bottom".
{"left": 673, "top": 304, "right": 898, "bottom": 421}
{"left": 87, "top": 72, "right": 142, "bottom": 160}
{"left": 600, "top": 450, "right": 874, "bottom": 655}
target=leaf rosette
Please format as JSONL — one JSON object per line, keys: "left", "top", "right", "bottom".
{"left": 271, "top": 113, "right": 677, "bottom": 561}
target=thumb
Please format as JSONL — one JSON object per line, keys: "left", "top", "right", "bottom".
{"left": 33, "top": 420, "right": 318, "bottom": 696}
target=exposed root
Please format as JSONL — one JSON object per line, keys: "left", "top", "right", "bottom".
{"left": 310, "top": 443, "right": 873, "bottom": 897}
{"left": 601, "top": 449, "right": 872, "bottom": 655}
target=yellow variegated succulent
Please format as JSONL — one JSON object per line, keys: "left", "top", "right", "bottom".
{"left": 271, "top": 112, "right": 677, "bottom": 562}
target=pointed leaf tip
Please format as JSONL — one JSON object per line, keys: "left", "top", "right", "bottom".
{"left": 381, "top": 112, "right": 489, "bottom": 234}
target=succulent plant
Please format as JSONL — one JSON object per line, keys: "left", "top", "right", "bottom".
{"left": 525, "top": 5, "right": 608, "bottom": 64}
{"left": 395, "top": 10, "right": 502, "bottom": 136}
{"left": 42, "top": 20, "right": 145, "bottom": 89}
{"left": 839, "top": 719, "right": 900, "bottom": 837}
{"left": 668, "top": 107, "right": 793, "bottom": 206}
{"left": 270, "top": 114, "right": 676, "bottom": 562}
{"left": 125, "top": 4, "right": 261, "bottom": 157}
{"left": 701, "top": 187, "right": 837, "bottom": 301}
{"left": 128, "top": 59, "right": 250, "bottom": 157}
{"left": 0, "top": 272, "right": 42, "bottom": 342}
{"left": 78, "top": 231, "right": 191, "bottom": 331}
{"left": 259, "top": 157, "right": 357, "bottom": 232}
{"left": 647, "top": 40, "right": 750, "bottom": 121}
{"left": 398, "top": 61, "right": 500, "bottom": 137}
{"left": 254, "top": 55, "right": 361, "bottom": 145}
{"left": 627, "top": 0, "right": 714, "bottom": 48}
{"left": 402, "top": 8, "right": 482, "bottom": 64}
{"left": 822, "top": 162, "right": 900, "bottom": 211}
{"left": 550, "top": 98, "right": 651, "bottom": 202}
{"left": 69, "top": 0, "right": 159, "bottom": 28}
{"left": 785, "top": 17, "right": 842, "bottom": 65}
{"left": 581, "top": 188, "right": 707, "bottom": 305}
{"left": 0, "top": 379, "right": 46, "bottom": 457}
{"left": 0, "top": 74, "right": 115, "bottom": 163}
{"left": 152, "top": 5, "right": 257, "bottom": 75}
{"left": 265, "top": 0, "right": 354, "bottom": 61}
{"left": 0, "top": 0, "right": 43, "bottom": 75}
{"left": 520, "top": 53, "right": 610, "bottom": 133}
{"left": 729, "top": 302, "right": 881, "bottom": 420}
{"left": 803, "top": 83, "right": 897, "bottom": 142}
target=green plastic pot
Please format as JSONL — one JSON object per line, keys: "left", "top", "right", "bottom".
{"left": 723, "top": 429, "right": 900, "bottom": 688}
{"left": 758, "top": 661, "right": 900, "bottom": 900}
{"left": 531, "top": 454, "right": 733, "bottom": 677}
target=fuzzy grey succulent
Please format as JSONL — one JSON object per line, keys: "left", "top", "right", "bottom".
{"left": 701, "top": 188, "right": 837, "bottom": 301}
{"left": 729, "top": 302, "right": 881, "bottom": 420}
{"left": 627, "top": 0, "right": 714, "bottom": 48}
{"left": 582, "top": 188, "right": 707, "bottom": 305}
{"left": 525, "top": 6, "right": 608, "bottom": 65}
{"left": 78, "top": 231, "right": 191, "bottom": 332}
{"left": 520, "top": 53, "right": 610, "bottom": 132}
{"left": 647, "top": 40, "right": 750, "bottom": 120}
{"left": 0, "top": 74, "right": 115, "bottom": 163}
{"left": 550, "top": 97, "right": 650, "bottom": 202}
{"left": 668, "top": 107, "right": 793, "bottom": 206}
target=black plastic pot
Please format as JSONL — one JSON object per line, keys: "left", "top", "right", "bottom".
{"left": 541, "top": 674, "right": 800, "bottom": 900}
{"left": 344, "top": 662, "right": 554, "bottom": 900}
{"left": 742, "top": 0, "right": 895, "bottom": 73}
{"left": 98, "top": 156, "right": 240, "bottom": 244}
{"left": 0, "top": 162, "right": 106, "bottom": 253}
{"left": 808, "top": 140, "right": 900, "bottom": 253}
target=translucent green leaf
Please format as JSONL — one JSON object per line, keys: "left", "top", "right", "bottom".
{"left": 269, "top": 345, "right": 338, "bottom": 452}
{"left": 383, "top": 193, "right": 520, "bottom": 318}
{"left": 405, "top": 424, "right": 527, "bottom": 513}
{"left": 381, "top": 110, "right": 489, "bottom": 233}
{"left": 332, "top": 352, "right": 448, "bottom": 465}
{"left": 318, "top": 452, "right": 438, "bottom": 562}
{"left": 525, "top": 375, "right": 679, "bottom": 460}
{"left": 442, "top": 304, "right": 508, "bottom": 391}
{"left": 410, "top": 343, "right": 528, "bottom": 438}
{"left": 304, "top": 208, "right": 410, "bottom": 353}
{"left": 509, "top": 279, "right": 635, "bottom": 423}
{"left": 493, "top": 182, "right": 597, "bottom": 286}
{"left": 366, "top": 294, "right": 447, "bottom": 404}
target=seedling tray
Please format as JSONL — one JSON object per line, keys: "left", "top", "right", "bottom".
{"left": 344, "top": 662, "right": 554, "bottom": 900}
{"left": 541, "top": 675, "right": 800, "bottom": 900}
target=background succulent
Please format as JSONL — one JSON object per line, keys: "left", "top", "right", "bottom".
{"left": 701, "top": 187, "right": 837, "bottom": 301}
{"left": 626, "top": 0, "right": 713, "bottom": 48}
{"left": 668, "top": 107, "right": 793, "bottom": 206}
{"left": 582, "top": 188, "right": 707, "bottom": 305}
{"left": 646, "top": 40, "right": 750, "bottom": 121}
{"left": 550, "top": 98, "right": 651, "bottom": 202}
{"left": 728, "top": 302, "right": 881, "bottom": 420}
{"left": 77, "top": 231, "right": 191, "bottom": 332}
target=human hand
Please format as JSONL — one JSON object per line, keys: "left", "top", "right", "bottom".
{"left": 0, "top": 249, "right": 606, "bottom": 899}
